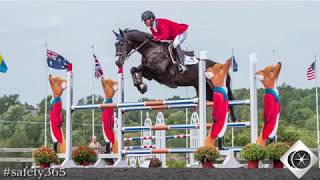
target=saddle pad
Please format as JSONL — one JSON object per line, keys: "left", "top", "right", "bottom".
{"left": 184, "top": 55, "right": 199, "bottom": 65}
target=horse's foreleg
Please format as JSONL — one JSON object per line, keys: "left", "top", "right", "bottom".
{"left": 130, "top": 66, "right": 148, "bottom": 94}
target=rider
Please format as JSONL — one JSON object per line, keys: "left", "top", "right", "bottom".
{"left": 141, "top": 10, "right": 188, "bottom": 73}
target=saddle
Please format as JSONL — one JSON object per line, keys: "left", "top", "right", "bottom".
{"left": 183, "top": 50, "right": 195, "bottom": 57}
{"left": 152, "top": 39, "right": 194, "bottom": 56}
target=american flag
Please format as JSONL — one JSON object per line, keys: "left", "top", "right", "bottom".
{"left": 93, "top": 54, "right": 103, "bottom": 78}
{"left": 306, "top": 61, "right": 316, "bottom": 80}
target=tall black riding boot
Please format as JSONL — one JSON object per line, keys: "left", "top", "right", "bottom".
{"left": 53, "top": 142, "right": 58, "bottom": 152}
{"left": 105, "top": 141, "right": 111, "bottom": 153}
{"left": 175, "top": 45, "right": 187, "bottom": 73}
{"left": 269, "top": 137, "right": 276, "bottom": 144}
{"left": 218, "top": 137, "right": 224, "bottom": 150}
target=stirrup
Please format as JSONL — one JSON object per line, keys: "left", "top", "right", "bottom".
{"left": 178, "top": 64, "right": 187, "bottom": 73}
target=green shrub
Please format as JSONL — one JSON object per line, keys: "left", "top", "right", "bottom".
{"left": 72, "top": 146, "right": 97, "bottom": 164}
{"left": 33, "top": 147, "right": 58, "bottom": 164}
{"left": 167, "top": 160, "right": 186, "bottom": 168}
{"left": 194, "top": 146, "right": 220, "bottom": 163}
{"left": 267, "top": 142, "right": 290, "bottom": 160}
{"left": 240, "top": 143, "right": 267, "bottom": 161}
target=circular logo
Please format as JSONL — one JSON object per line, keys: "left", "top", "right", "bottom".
{"left": 287, "top": 150, "right": 311, "bottom": 169}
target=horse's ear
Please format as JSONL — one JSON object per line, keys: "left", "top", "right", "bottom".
{"left": 119, "top": 28, "right": 124, "bottom": 37}
{"left": 112, "top": 30, "right": 119, "bottom": 37}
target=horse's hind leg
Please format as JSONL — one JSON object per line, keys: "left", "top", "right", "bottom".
{"left": 130, "top": 66, "right": 147, "bottom": 94}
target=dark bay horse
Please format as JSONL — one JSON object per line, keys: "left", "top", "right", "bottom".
{"left": 113, "top": 29, "right": 236, "bottom": 121}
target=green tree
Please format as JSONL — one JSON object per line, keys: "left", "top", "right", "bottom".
{"left": 0, "top": 104, "right": 27, "bottom": 139}
{"left": 0, "top": 94, "right": 21, "bottom": 115}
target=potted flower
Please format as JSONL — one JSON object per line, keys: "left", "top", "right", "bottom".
{"left": 267, "top": 142, "right": 290, "bottom": 168}
{"left": 147, "top": 158, "right": 162, "bottom": 168}
{"left": 194, "top": 146, "right": 220, "bottom": 168}
{"left": 240, "top": 143, "right": 267, "bottom": 168}
{"left": 72, "top": 146, "right": 97, "bottom": 166}
{"left": 33, "top": 147, "right": 58, "bottom": 169}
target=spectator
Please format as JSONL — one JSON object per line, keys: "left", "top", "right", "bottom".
{"left": 88, "top": 136, "right": 102, "bottom": 154}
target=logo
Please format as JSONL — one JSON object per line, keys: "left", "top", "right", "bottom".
{"left": 280, "top": 140, "right": 318, "bottom": 179}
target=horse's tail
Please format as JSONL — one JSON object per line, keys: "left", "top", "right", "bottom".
{"left": 226, "top": 73, "right": 235, "bottom": 101}
{"left": 226, "top": 73, "right": 237, "bottom": 121}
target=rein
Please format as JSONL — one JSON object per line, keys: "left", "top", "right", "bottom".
{"left": 127, "top": 38, "right": 149, "bottom": 57}
{"left": 117, "top": 38, "right": 149, "bottom": 61}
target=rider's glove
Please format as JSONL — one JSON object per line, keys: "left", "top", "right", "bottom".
{"left": 148, "top": 35, "right": 154, "bottom": 40}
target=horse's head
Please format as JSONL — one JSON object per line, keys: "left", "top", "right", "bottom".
{"left": 113, "top": 29, "right": 134, "bottom": 67}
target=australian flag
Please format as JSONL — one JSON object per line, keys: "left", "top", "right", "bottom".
{"left": 94, "top": 54, "right": 104, "bottom": 78}
{"left": 47, "top": 49, "right": 70, "bottom": 70}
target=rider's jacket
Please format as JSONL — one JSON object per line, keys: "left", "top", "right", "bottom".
{"left": 150, "top": 18, "right": 188, "bottom": 41}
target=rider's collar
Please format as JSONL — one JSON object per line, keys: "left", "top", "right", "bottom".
{"left": 152, "top": 19, "right": 158, "bottom": 32}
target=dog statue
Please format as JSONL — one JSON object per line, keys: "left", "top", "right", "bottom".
{"left": 204, "top": 58, "right": 232, "bottom": 149}
{"left": 49, "top": 75, "right": 67, "bottom": 153}
{"left": 256, "top": 62, "right": 282, "bottom": 146}
{"left": 101, "top": 77, "right": 119, "bottom": 153}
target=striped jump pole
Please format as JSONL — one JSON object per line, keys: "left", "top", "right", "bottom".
{"left": 124, "top": 134, "right": 191, "bottom": 141}
{"left": 71, "top": 98, "right": 198, "bottom": 110}
{"left": 123, "top": 147, "right": 241, "bottom": 155}
{"left": 71, "top": 98, "right": 250, "bottom": 111}
{"left": 124, "top": 145, "right": 156, "bottom": 150}
{"left": 119, "top": 99, "right": 250, "bottom": 112}
{"left": 123, "top": 148, "right": 196, "bottom": 155}
{"left": 122, "top": 122, "right": 251, "bottom": 132}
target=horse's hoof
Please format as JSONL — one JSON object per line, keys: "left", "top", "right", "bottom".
{"left": 139, "top": 84, "right": 148, "bottom": 94}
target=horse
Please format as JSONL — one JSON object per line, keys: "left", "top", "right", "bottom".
{"left": 113, "top": 28, "right": 236, "bottom": 121}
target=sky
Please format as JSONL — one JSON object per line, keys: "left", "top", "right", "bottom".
{"left": 0, "top": 1, "right": 320, "bottom": 106}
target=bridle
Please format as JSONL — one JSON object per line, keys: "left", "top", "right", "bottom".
{"left": 116, "top": 37, "right": 149, "bottom": 62}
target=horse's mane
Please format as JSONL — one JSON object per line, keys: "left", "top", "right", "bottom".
{"left": 123, "top": 28, "right": 151, "bottom": 37}
{"left": 123, "top": 28, "right": 164, "bottom": 45}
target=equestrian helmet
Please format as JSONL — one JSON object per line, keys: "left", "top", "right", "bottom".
{"left": 141, "top": 11, "right": 155, "bottom": 21}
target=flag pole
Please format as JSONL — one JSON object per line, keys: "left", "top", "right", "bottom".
{"left": 272, "top": 49, "right": 276, "bottom": 64}
{"left": 231, "top": 48, "right": 235, "bottom": 147}
{"left": 44, "top": 43, "right": 48, "bottom": 147}
{"left": 272, "top": 49, "right": 278, "bottom": 142}
{"left": 315, "top": 54, "right": 320, "bottom": 168}
{"left": 91, "top": 45, "right": 95, "bottom": 138}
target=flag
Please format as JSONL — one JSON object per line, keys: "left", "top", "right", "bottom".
{"left": 306, "top": 61, "right": 316, "bottom": 80}
{"left": 93, "top": 54, "right": 103, "bottom": 78}
{"left": 231, "top": 55, "right": 238, "bottom": 72}
{"left": 0, "top": 53, "right": 8, "bottom": 73}
{"left": 47, "top": 49, "right": 70, "bottom": 70}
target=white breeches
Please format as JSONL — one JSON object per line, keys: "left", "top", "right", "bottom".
{"left": 173, "top": 31, "right": 187, "bottom": 48}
